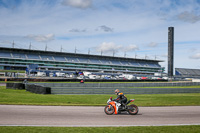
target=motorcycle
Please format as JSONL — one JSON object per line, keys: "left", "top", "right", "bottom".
{"left": 104, "top": 97, "right": 139, "bottom": 115}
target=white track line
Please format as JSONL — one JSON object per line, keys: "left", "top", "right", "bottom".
{"left": 0, "top": 123, "right": 200, "bottom": 127}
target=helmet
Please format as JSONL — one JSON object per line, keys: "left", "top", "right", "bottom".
{"left": 115, "top": 89, "right": 120, "bottom": 94}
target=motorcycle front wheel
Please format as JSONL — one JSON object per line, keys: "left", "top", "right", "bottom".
{"left": 128, "top": 104, "right": 138, "bottom": 115}
{"left": 104, "top": 105, "right": 115, "bottom": 115}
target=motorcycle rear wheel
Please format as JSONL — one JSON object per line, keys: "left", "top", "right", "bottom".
{"left": 128, "top": 104, "right": 138, "bottom": 115}
{"left": 104, "top": 105, "right": 115, "bottom": 115}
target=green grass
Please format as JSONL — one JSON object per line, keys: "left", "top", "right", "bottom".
{"left": 0, "top": 125, "right": 200, "bottom": 133}
{"left": 1, "top": 86, "right": 200, "bottom": 106}
{"left": 1, "top": 86, "right": 200, "bottom": 132}
{"left": 0, "top": 70, "right": 25, "bottom": 73}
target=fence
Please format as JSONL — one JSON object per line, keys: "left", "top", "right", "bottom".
{"left": 33, "top": 82, "right": 200, "bottom": 88}
{"left": 29, "top": 82, "right": 200, "bottom": 94}
{"left": 50, "top": 87, "right": 200, "bottom": 94}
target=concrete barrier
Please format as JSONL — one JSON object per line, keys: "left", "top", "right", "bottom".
{"left": 6, "top": 83, "right": 25, "bottom": 90}
{"left": 26, "top": 84, "right": 51, "bottom": 94}
{"left": 34, "top": 82, "right": 200, "bottom": 88}
{"left": 51, "top": 87, "right": 200, "bottom": 94}
{"left": 27, "top": 82, "right": 200, "bottom": 95}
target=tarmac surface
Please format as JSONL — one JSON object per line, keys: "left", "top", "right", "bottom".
{"left": 0, "top": 105, "right": 200, "bottom": 127}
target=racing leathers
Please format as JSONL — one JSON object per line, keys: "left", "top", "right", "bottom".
{"left": 113, "top": 92, "right": 127, "bottom": 107}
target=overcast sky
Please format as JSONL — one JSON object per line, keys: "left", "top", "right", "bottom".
{"left": 0, "top": 0, "right": 200, "bottom": 72}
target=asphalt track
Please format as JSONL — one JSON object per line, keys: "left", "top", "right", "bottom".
{"left": 0, "top": 105, "right": 200, "bottom": 127}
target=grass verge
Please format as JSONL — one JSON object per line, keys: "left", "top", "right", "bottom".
{"left": 0, "top": 125, "right": 200, "bottom": 133}
{"left": 0, "top": 86, "right": 200, "bottom": 106}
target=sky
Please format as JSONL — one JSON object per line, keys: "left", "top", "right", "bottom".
{"left": 0, "top": 0, "right": 200, "bottom": 72}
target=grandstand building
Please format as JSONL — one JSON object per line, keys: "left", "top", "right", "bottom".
{"left": 0, "top": 47, "right": 164, "bottom": 76}
{"left": 175, "top": 68, "right": 200, "bottom": 78}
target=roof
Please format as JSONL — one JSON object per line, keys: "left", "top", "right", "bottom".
{"left": 0, "top": 47, "right": 163, "bottom": 63}
{"left": 175, "top": 68, "right": 200, "bottom": 76}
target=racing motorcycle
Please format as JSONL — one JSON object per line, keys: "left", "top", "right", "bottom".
{"left": 104, "top": 97, "right": 139, "bottom": 115}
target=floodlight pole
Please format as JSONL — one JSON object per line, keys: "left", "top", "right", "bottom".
{"left": 75, "top": 47, "right": 77, "bottom": 53}
{"left": 29, "top": 42, "right": 31, "bottom": 50}
{"left": 60, "top": 45, "right": 63, "bottom": 52}
{"left": 145, "top": 55, "right": 147, "bottom": 59}
{"left": 12, "top": 40, "right": 15, "bottom": 48}
{"left": 45, "top": 44, "right": 47, "bottom": 51}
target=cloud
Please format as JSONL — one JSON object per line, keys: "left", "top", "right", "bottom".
{"left": 190, "top": 53, "right": 200, "bottom": 59}
{"left": 0, "top": 40, "right": 13, "bottom": 45}
{"left": 160, "top": 54, "right": 168, "bottom": 58}
{"left": 96, "top": 25, "right": 114, "bottom": 32}
{"left": 95, "top": 42, "right": 139, "bottom": 55}
{"left": 148, "top": 42, "right": 158, "bottom": 47}
{"left": 123, "top": 44, "right": 139, "bottom": 52}
{"left": 95, "top": 42, "right": 122, "bottom": 53}
{"left": 61, "top": 0, "right": 92, "bottom": 9}
{"left": 176, "top": 11, "right": 200, "bottom": 23}
{"left": 26, "top": 34, "right": 55, "bottom": 42}
{"left": 69, "top": 29, "right": 86, "bottom": 32}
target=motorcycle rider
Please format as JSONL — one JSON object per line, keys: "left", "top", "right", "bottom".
{"left": 113, "top": 89, "right": 127, "bottom": 109}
